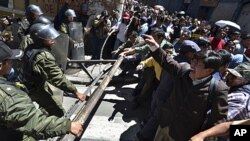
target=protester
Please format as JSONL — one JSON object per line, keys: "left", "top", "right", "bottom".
{"left": 142, "top": 34, "right": 228, "bottom": 141}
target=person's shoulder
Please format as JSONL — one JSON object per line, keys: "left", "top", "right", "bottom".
{"left": 232, "top": 54, "right": 244, "bottom": 61}
{"left": 0, "top": 83, "right": 25, "bottom": 97}
{"left": 216, "top": 79, "right": 229, "bottom": 93}
{"left": 35, "top": 49, "right": 54, "bottom": 61}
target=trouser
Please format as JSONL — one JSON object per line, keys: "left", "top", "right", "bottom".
{"left": 139, "top": 91, "right": 161, "bottom": 140}
{"left": 154, "top": 126, "right": 171, "bottom": 141}
{"left": 139, "top": 113, "right": 159, "bottom": 140}
{"left": 134, "top": 68, "right": 159, "bottom": 107}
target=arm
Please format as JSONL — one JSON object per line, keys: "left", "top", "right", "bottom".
{"left": 134, "top": 44, "right": 150, "bottom": 55}
{"left": 205, "top": 81, "right": 229, "bottom": 129}
{"left": 33, "top": 52, "right": 85, "bottom": 101}
{"left": 0, "top": 87, "right": 83, "bottom": 139}
{"left": 190, "top": 121, "right": 232, "bottom": 141}
{"left": 59, "top": 23, "right": 68, "bottom": 34}
{"left": 227, "top": 92, "right": 248, "bottom": 120}
{"left": 141, "top": 57, "right": 154, "bottom": 68}
{"left": 144, "top": 35, "right": 181, "bottom": 76}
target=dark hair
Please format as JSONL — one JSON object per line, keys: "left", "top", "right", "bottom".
{"left": 194, "top": 37, "right": 210, "bottom": 48}
{"left": 130, "top": 31, "right": 138, "bottom": 37}
{"left": 241, "top": 33, "right": 250, "bottom": 40}
{"left": 162, "top": 42, "right": 173, "bottom": 49}
{"left": 157, "top": 15, "right": 165, "bottom": 22}
{"left": 217, "top": 49, "right": 232, "bottom": 66}
{"left": 151, "top": 27, "right": 165, "bottom": 38}
{"left": 193, "top": 50, "right": 222, "bottom": 71}
{"left": 224, "top": 40, "right": 236, "bottom": 47}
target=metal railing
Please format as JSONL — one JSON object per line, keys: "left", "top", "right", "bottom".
{"left": 60, "top": 56, "right": 124, "bottom": 141}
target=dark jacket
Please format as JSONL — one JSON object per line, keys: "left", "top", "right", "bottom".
{"left": 152, "top": 48, "right": 229, "bottom": 141}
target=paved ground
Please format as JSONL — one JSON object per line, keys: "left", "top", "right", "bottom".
{"left": 63, "top": 63, "right": 150, "bottom": 141}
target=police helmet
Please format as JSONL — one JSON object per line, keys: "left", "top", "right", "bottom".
{"left": 30, "top": 23, "right": 59, "bottom": 40}
{"left": 65, "top": 9, "right": 76, "bottom": 17}
{"left": 25, "top": 4, "right": 43, "bottom": 16}
{"left": 33, "top": 16, "right": 52, "bottom": 25}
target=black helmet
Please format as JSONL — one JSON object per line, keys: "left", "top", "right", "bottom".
{"left": 33, "top": 16, "right": 52, "bottom": 25}
{"left": 30, "top": 23, "right": 59, "bottom": 41}
{"left": 25, "top": 4, "right": 43, "bottom": 16}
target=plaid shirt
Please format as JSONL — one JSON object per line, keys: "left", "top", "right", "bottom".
{"left": 227, "top": 91, "right": 250, "bottom": 121}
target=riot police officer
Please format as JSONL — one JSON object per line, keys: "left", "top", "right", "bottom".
{"left": 59, "top": 9, "right": 76, "bottom": 34}
{"left": 18, "top": 4, "right": 43, "bottom": 37}
{"left": 0, "top": 41, "right": 83, "bottom": 141}
{"left": 19, "top": 23, "right": 86, "bottom": 117}
{"left": 18, "top": 4, "right": 43, "bottom": 50}
{"left": 19, "top": 16, "right": 52, "bottom": 50}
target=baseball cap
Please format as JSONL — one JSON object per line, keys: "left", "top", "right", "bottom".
{"left": 0, "top": 41, "right": 23, "bottom": 62}
{"left": 227, "top": 62, "right": 250, "bottom": 82}
{"left": 180, "top": 40, "right": 201, "bottom": 53}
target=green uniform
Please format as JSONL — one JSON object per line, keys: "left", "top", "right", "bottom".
{"left": 22, "top": 45, "right": 77, "bottom": 117}
{"left": 17, "top": 18, "right": 33, "bottom": 50}
{"left": 59, "top": 22, "right": 70, "bottom": 34}
{"left": 134, "top": 39, "right": 170, "bottom": 60}
{"left": 0, "top": 77, "right": 71, "bottom": 141}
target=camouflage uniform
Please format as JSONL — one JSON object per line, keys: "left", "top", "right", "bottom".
{"left": 0, "top": 77, "right": 71, "bottom": 141}
{"left": 17, "top": 18, "right": 33, "bottom": 50}
{"left": 20, "top": 44, "right": 77, "bottom": 117}
{"left": 59, "top": 21, "right": 70, "bottom": 34}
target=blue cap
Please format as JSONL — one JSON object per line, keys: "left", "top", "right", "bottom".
{"left": 180, "top": 40, "right": 201, "bottom": 53}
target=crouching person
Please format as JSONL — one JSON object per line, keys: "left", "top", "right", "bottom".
{"left": 0, "top": 41, "right": 83, "bottom": 141}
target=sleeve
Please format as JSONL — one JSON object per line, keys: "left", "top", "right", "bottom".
{"left": 134, "top": 44, "right": 150, "bottom": 55}
{"left": 151, "top": 47, "right": 181, "bottom": 77}
{"left": 0, "top": 88, "right": 71, "bottom": 139}
{"left": 227, "top": 92, "right": 249, "bottom": 121}
{"left": 133, "top": 37, "right": 145, "bottom": 48}
{"left": 33, "top": 51, "right": 77, "bottom": 93}
{"left": 141, "top": 57, "right": 154, "bottom": 68}
{"left": 206, "top": 80, "right": 229, "bottom": 128}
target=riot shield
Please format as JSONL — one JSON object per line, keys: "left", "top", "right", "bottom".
{"left": 50, "top": 33, "right": 69, "bottom": 104}
{"left": 51, "top": 33, "right": 69, "bottom": 71}
{"left": 69, "top": 22, "right": 85, "bottom": 60}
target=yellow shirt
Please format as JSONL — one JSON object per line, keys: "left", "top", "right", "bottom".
{"left": 141, "top": 57, "right": 162, "bottom": 80}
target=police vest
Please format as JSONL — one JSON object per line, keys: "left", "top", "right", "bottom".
{"left": 19, "top": 45, "right": 48, "bottom": 90}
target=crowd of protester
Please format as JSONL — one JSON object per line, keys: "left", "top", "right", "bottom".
{"left": 0, "top": 0, "right": 250, "bottom": 141}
